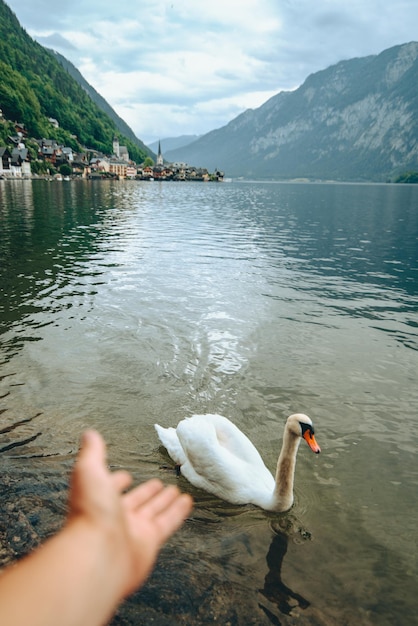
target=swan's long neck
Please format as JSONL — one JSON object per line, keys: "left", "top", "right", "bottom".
{"left": 272, "top": 428, "right": 302, "bottom": 512}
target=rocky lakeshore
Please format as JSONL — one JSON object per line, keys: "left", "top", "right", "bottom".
{"left": 0, "top": 374, "right": 69, "bottom": 569}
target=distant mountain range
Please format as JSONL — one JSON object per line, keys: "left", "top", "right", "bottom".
{"left": 165, "top": 42, "right": 418, "bottom": 181}
{"left": 148, "top": 135, "right": 201, "bottom": 154}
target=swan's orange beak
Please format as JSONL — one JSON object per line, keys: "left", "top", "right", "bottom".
{"left": 303, "top": 430, "right": 321, "bottom": 454}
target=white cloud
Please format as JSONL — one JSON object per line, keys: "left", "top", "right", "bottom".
{"left": 5, "top": 0, "right": 418, "bottom": 143}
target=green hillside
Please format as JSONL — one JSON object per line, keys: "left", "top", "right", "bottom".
{"left": 51, "top": 50, "right": 153, "bottom": 159}
{"left": 0, "top": 0, "right": 148, "bottom": 162}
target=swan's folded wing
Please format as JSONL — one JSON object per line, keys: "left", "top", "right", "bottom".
{"left": 205, "top": 414, "right": 268, "bottom": 467}
{"left": 176, "top": 415, "right": 275, "bottom": 504}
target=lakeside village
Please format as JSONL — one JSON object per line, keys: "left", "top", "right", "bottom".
{"left": 0, "top": 120, "right": 224, "bottom": 182}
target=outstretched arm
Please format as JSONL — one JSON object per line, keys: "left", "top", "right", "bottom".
{"left": 0, "top": 430, "right": 193, "bottom": 626}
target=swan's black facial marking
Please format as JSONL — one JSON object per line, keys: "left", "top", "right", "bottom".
{"left": 300, "top": 422, "right": 315, "bottom": 436}
{"left": 300, "top": 421, "right": 321, "bottom": 453}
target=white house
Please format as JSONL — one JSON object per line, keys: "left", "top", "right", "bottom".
{"left": 11, "top": 148, "right": 31, "bottom": 177}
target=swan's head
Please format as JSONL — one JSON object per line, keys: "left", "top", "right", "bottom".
{"left": 287, "top": 413, "right": 321, "bottom": 454}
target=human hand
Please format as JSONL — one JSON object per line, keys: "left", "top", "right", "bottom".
{"left": 69, "top": 429, "right": 193, "bottom": 597}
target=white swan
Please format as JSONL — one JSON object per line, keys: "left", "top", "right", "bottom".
{"left": 155, "top": 413, "right": 320, "bottom": 512}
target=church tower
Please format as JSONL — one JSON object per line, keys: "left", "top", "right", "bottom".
{"left": 156, "top": 140, "right": 163, "bottom": 166}
{"left": 113, "top": 136, "right": 120, "bottom": 158}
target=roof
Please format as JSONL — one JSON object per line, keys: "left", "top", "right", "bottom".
{"left": 11, "top": 148, "right": 29, "bottom": 164}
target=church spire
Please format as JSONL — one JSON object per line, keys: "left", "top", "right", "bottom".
{"left": 157, "top": 140, "right": 163, "bottom": 166}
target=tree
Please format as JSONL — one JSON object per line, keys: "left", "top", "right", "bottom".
{"left": 143, "top": 156, "right": 154, "bottom": 167}
{"left": 59, "top": 163, "right": 72, "bottom": 176}
{"left": 394, "top": 171, "right": 418, "bottom": 184}
{"left": 31, "top": 159, "right": 49, "bottom": 175}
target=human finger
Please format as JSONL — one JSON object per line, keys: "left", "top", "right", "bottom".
{"left": 76, "top": 429, "right": 107, "bottom": 472}
{"left": 134, "top": 484, "right": 185, "bottom": 518}
{"left": 153, "top": 493, "right": 193, "bottom": 541}
{"left": 71, "top": 430, "right": 107, "bottom": 495}
{"left": 123, "top": 478, "right": 165, "bottom": 510}
{"left": 69, "top": 430, "right": 108, "bottom": 517}
{"left": 111, "top": 470, "right": 133, "bottom": 493}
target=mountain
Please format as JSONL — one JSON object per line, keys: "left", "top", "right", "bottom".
{"left": 166, "top": 42, "right": 418, "bottom": 181}
{"left": 148, "top": 135, "right": 201, "bottom": 154}
{"left": 51, "top": 50, "right": 153, "bottom": 159}
{"left": 0, "top": 0, "right": 149, "bottom": 163}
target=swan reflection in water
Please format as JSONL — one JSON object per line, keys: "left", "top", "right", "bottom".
{"left": 259, "top": 529, "right": 310, "bottom": 622}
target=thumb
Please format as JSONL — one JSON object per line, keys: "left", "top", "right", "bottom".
{"left": 77, "top": 429, "right": 107, "bottom": 468}
{"left": 69, "top": 430, "right": 109, "bottom": 518}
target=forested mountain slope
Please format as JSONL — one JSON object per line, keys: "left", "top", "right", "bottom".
{"left": 0, "top": 0, "right": 149, "bottom": 162}
{"left": 52, "top": 50, "right": 152, "bottom": 158}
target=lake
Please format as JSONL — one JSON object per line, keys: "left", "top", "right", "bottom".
{"left": 0, "top": 178, "right": 417, "bottom": 625}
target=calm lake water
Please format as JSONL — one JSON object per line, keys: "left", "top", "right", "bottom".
{"left": 0, "top": 179, "right": 417, "bottom": 625}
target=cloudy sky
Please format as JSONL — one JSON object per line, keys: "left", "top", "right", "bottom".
{"left": 5, "top": 0, "right": 418, "bottom": 145}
